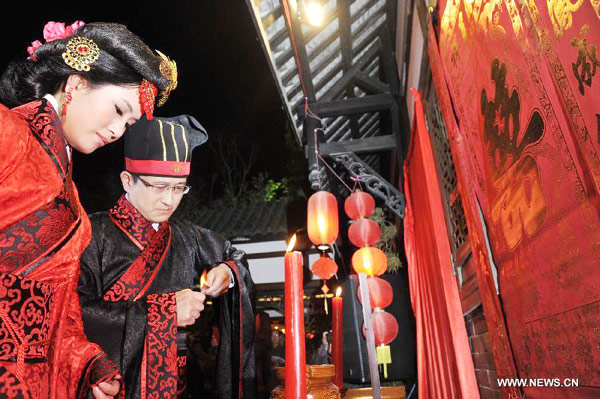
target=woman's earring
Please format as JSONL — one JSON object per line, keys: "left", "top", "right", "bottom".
{"left": 61, "top": 90, "right": 72, "bottom": 117}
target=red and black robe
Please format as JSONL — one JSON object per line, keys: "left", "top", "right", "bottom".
{"left": 78, "top": 195, "right": 256, "bottom": 399}
{"left": 0, "top": 99, "right": 120, "bottom": 399}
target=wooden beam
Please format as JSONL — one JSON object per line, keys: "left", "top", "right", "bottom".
{"left": 380, "top": 23, "right": 401, "bottom": 97}
{"left": 301, "top": 94, "right": 395, "bottom": 117}
{"left": 380, "top": 23, "right": 406, "bottom": 171}
{"left": 354, "top": 72, "right": 390, "bottom": 94}
{"left": 395, "top": 0, "right": 410, "bottom": 94}
{"left": 282, "top": 0, "right": 316, "bottom": 101}
{"left": 320, "top": 41, "right": 382, "bottom": 103}
{"left": 337, "top": 0, "right": 361, "bottom": 139}
{"left": 319, "top": 135, "right": 398, "bottom": 155}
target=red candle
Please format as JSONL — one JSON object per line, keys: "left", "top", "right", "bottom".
{"left": 285, "top": 235, "right": 307, "bottom": 399}
{"left": 332, "top": 287, "right": 344, "bottom": 389}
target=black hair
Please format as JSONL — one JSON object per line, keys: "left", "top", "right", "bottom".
{"left": 0, "top": 22, "right": 170, "bottom": 107}
{"left": 130, "top": 173, "right": 141, "bottom": 183}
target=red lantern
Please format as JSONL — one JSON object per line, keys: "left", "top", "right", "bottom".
{"left": 344, "top": 191, "right": 375, "bottom": 220}
{"left": 351, "top": 247, "right": 387, "bottom": 276}
{"left": 348, "top": 218, "right": 381, "bottom": 247}
{"left": 362, "top": 310, "right": 398, "bottom": 379}
{"left": 356, "top": 277, "right": 393, "bottom": 309}
{"left": 311, "top": 254, "right": 338, "bottom": 280}
{"left": 307, "top": 191, "right": 339, "bottom": 250}
{"left": 362, "top": 310, "right": 399, "bottom": 346}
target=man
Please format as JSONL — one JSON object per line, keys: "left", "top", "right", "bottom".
{"left": 77, "top": 115, "right": 256, "bottom": 399}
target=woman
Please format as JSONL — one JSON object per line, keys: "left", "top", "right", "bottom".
{"left": 0, "top": 21, "right": 177, "bottom": 399}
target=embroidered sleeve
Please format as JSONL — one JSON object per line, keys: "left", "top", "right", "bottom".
{"left": 0, "top": 104, "right": 30, "bottom": 184}
{"left": 60, "top": 277, "right": 119, "bottom": 399}
{"left": 77, "top": 353, "right": 123, "bottom": 399}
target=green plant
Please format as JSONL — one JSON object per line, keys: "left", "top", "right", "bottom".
{"left": 370, "top": 207, "right": 403, "bottom": 273}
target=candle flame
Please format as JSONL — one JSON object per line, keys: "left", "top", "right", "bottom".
{"left": 200, "top": 270, "right": 208, "bottom": 289}
{"left": 336, "top": 287, "right": 342, "bottom": 297}
{"left": 287, "top": 234, "right": 297, "bottom": 252}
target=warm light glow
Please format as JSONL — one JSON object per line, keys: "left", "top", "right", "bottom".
{"left": 200, "top": 270, "right": 208, "bottom": 289}
{"left": 363, "top": 253, "right": 373, "bottom": 275}
{"left": 305, "top": 1, "right": 323, "bottom": 26}
{"left": 336, "top": 287, "right": 342, "bottom": 297}
{"left": 289, "top": 0, "right": 298, "bottom": 11}
{"left": 317, "top": 214, "right": 327, "bottom": 236}
{"left": 287, "top": 234, "right": 297, "bottom": 252}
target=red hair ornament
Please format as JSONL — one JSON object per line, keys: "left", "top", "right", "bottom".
{"left": 139, "top": 79, "right": 158, "bottom": 120}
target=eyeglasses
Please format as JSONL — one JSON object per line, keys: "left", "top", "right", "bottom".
{"left": 137, "top": 176, "right": 191, "bottom": 195}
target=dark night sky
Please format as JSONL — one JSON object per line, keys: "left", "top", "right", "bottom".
{"left": 0, "top": 1, "right": 294, "bottom": 211}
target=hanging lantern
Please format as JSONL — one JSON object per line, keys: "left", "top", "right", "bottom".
{"left": 344, "top": 191, "right": 375, "bottom": 220}
{"left": 311, "top": 253, "right": 338, "bottom": 280}
{"left": 348, "top": 218, "right": 381, "bottom": 247}
{"left": 352, "top": 247, "right": 387, "bottom": 276}
{"left": 356, "top": 276, "right": 393, "bottom": 309}
{"left": 364, "top": 310, "right": 399, "bottom": 346}
{"left": 362, "top": 310, "right": 399, "bottom": 379}
{"left": 307, "top": 191, "right": 339, "bottom": 250}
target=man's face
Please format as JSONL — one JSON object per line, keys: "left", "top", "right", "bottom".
{"left": 121, "top": 172, "right": 188, "bottom": 223}
{"left": 271, "top": 331, "right": 280, "bottom": 348}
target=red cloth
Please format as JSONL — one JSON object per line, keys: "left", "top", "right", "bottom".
{"left": 403, "top": 89, "right": 479, "bottom": 399}
{"left": 0, "top": 100, "right": 118, "bottom": 399}
{"left": 434, "top": 1, "right": 600, "bottom": 396}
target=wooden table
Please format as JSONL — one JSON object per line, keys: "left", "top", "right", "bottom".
{"left": 343, "top": 386, "right": 406, "bottom": 399}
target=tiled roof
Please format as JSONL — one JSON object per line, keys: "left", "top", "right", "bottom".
{"left": 184, "top": 200, "right": 289, "bottom": 242}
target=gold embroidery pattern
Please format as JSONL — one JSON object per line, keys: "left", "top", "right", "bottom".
{"left": 166, "top": 122, "right": 180, "bottom": 162}
{"left": 547, "top": 0, "right": 584, "bottom": 40}
{"left": 158, "top": 120, "right": 167, "bottom": 161}
{"left": 180, "top": 124, "right": 189, "bottom": 162}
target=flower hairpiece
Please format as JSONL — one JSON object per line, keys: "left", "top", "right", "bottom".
{"left": 27, "top": 20, "right": 85, "bottom": 60}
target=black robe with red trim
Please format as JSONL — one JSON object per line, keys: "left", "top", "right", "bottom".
{"left": 77, "top": 197, "right": 256, "bottom": 399}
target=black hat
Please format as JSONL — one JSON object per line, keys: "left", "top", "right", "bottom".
{"left": 125, "top": 114, "right": 207, "bottom": 177}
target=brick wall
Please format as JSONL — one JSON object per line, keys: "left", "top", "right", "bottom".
{"left": 459, "top": 255, "right": 501, "bottom": 399}
{"left": 464, "top": 305, "right": 501, "bottom": 399}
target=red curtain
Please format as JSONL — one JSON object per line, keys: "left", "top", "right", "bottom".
{"left": 404, "top": 88, "right": 479, "bottom": 399}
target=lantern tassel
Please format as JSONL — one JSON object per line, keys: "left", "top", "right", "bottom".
{"left": 376, "top": 345, "right": 392, "bottom": 379}
{"left": 322, "top": 281, "right": 329, "bottom": 314}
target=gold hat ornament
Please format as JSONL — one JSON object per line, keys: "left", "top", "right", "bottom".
{"left": 62, "top": 36, "right": 100, "bottom": 72}
{"left": 156, "top": 50, "right": 178, "bottom": 107}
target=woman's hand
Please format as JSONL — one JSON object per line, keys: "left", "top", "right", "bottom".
{"left": 92, "top": 378, "right": 120, "bottom": 399}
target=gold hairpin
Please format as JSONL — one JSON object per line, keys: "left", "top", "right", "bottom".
{"left": 62, "top": 36, "right": 100, "bottom": 72}
{"left": 156, "top": 50, "right": 178, "bottom": 107}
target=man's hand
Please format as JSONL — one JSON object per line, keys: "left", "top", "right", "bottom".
{"left": 175, "top": 289, "right": 206, "bottom": 327}
{"left": 203, "top": 264, "right": 232, "bottom": 297}
{"left": 92, "top": 378, "right": 120, "bottom": 399}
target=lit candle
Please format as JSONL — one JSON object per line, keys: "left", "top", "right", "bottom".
{"left": 332, "top": 287, "right": 343, "bottom": 389}
{"left": 285, "top": 235, "right": 307, "bottom": 399}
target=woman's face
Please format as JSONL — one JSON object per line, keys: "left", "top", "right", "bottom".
{"left": 60, "top": 75, "right": 142, "bottom": 154}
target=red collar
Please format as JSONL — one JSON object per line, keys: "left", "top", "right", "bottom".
{"left": 108, "top": 194, "right": 168, "bottom": 249}
{"left": 12, "top": 98, "right": 69, "bottom": 178}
